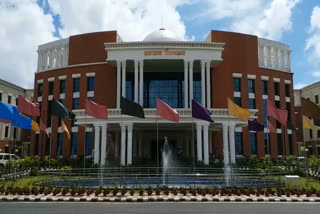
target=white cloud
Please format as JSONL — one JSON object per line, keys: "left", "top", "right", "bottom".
{"left": 305, "top": 6, "right": 320, "bottom": 66}
{"left": 312, "top": 70, "right": 320, "bottom": 77}
{"left": 201, "top": 0, "right": 301, "bottom": 40}
{"left": 294, "top": 83, "right": 307, "bottom": 89}
{"left": 0, "top": 0, "right": 57, "bottom": 88}
{"left": 48, "top": 0, "right": 189, "bottom": 41}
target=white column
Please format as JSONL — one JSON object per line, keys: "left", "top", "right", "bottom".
{"left": 37, "top": 51, "right": 41, "bottom": 72}
{"left": 56, "top": 48, "right": 61, "bottom": 68}
{"left": 100, "top": 124, "right": 107, "bottom": 166}
{"left": 139, "top": 61, "right": 144, "bottom": 106}
{"left": 65, "top": 45, "right": 69, "bottom": 66}
{"left": 127, "top": 124, "right": 133, "bottom": 165}
{"left": 201, "top": 60, "right": 206, "bottom": 106}
{"left": 267, "top": 46, "right": 271, "bottom": 67}
{"left": 121, "top": 124, "right": 126, "bottom": 166}
{"left": 196, "top": 123, "right": 202, "bottom": 161}
{"left": 206, "top": 61, "right": 211, "bottom": 108}
{"left": 121, "top": 61, "right": 126, "bottom": 98}
{"left": 184, "top": 60, "right": 188, "bottom": 108}
{"left": 287, "top": 51, "right": 291, "bottom": 72}
{"left": 222, "top": 123, "right": 229, "bottom": 166}
{"left": 94, "top": 125, "right": 100, "bottom": 165}
{"left": 189, "top": 60, "right": 194, "bottom": 107}
{"left": 134, "top": 61, "right": 139, "bottom": 103}
{"left": 203, "top": 124, "right": 209, "bottom": 165}
{"left": 116, "top": 61, "right": 121, "bottom": 108}
{"left": 229, "top": 123, "right": 236, "bottom": 164}
{"left": 280, "top": 50, "right": 285, "bottom": 70}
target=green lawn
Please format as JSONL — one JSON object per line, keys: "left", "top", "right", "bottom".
{"left": 300, "top": 177, "right": 320, "bottom": 191}
{"left": 0, "top": 176, "right": 59, "bottom": 188}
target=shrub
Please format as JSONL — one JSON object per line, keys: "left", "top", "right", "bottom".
{"left": 53, "top": 187, "right": 61, "bottom": 196}
{"left": 147, "top": 187, "right": 152, "bottom": 196}
{"left": 113, "top": 187, "right": 119, "bottom": 196}
{"left": 139, "top": 185, "right": 144, "bottom": 196}
{"left": 130, "top": 187, "right": 135, "bottom": 196}
{"left": 31, "top": 187, "right": 39, "bottom": 195}
{"left": 103, "top": 188, "right": 110, "bottom": 196}
{"left": 95, "top": 188, "right": 101, "bottom": 196}
{"left": 121, "top": 186, "right": 127, "bottom": 196}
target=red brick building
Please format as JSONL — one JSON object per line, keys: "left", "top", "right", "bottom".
{"left": 31, "top": 29, "right": 296, "bottom": 166}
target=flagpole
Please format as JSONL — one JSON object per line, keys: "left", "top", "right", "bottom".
{"left": 266, "top": 118, "right": 270, "bottom": 176}
{"left": 156, "top": 118, "right": 159, "bottom": 173}
{"left": 83, "top": 111, "right": 87, "bottom": 176}
{"left": 49, "top": 117, "right": 53, "bottom": 171}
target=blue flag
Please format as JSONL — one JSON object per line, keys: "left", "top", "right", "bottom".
{"left": 0, "top": 101, "right": 16, "bottom": 121}
{"left": 11, "top": 114, "right": 32, "bottom": 130}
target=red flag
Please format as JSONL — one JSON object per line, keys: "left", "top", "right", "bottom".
{"left": 267, "top": 100, "right": 279, "bottom": 120}
{"left": 40, "top": 119, "right": 49, "bottom": 137}
{"left": 0, "top": 118, "right": 11, "bottom": 123}
{"left": 268, "top": 120, "right": 276, "bottom": 133}
{"left": 277, "top": 108, "right": 288, "bottom": 126}
{"left": 18, "top": 95, "right": 40, "bottom": 116}
{"left": 85, "top": 99, "right": 108, "bottom": 120}
{"left": 157, "top": 98, "right": 179, "bottom": 122}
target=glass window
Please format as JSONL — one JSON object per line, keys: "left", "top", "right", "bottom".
{"left": 5, "top": 126, "right": 8, "bottom": 137}
{"left": 316, "top": 95, "right": 319, "bottom": 104}
{"left": 126, "top": 80, "right": 133, "bottom": 101}
{"left": 275, "top": 100, "right": 280, "bottom": 108}
{"left": 285, "top": 84, "right": 290, "bottom": 97}
{"left": 73, "top": 98, "right": 80, "bottom": 109}
{"left": 57, "top": 133, "right": 63, "bottom": 156}
{"left": 16, "top": 98, "right": 18, "bottom": 106}
{"left": 235, "top": 132, "right": 243, "bottom": 155}
{"left": 288, "top": 134, "right": 293, "bottom": 155}
{"left": 49, "top": 82, "right": 54, "bottom": 95}
{"left": 310, "top": 129, "right": 313, "bottom": 138}
{"left": 0, "top": 92, "right": 2, "bottom": 101}
{"left": 73, "top": 78, "right": 80, "bottom": 92}
{"left": 47, "top": 101, "right": 52, "bottom": 127}
{"left": 233, "top": 78, "right": 241, "bottom": 92}
{"left": 286, "top": 102, "right": 291, "bottom": 121}
{"left": 59, "top": 98, "right": 65, "bottom": 106}
{"left": 234, "top": 97, "right": 241, "bottom": 107}
{"left": 38, "top": 83, "right": 43, "bottom": 96}
{"left": 264, "top": 133, "right": 270, "bottom": 155}
{"left": 262, "top": 80, "right": 268, "bottom": 95}
{"left": 277, "top": 134, "right": 283, "bottom": 155}
{"left": 88, "top": 97, "right": 94, "bottom": 101}
{"left": 0, "top": 155, "right": 3, "bottom": 160}
{"left": 250, "top": 133, "right": 257, "bottom": 155}
{"left": 87, "top": 77, "right": 95, "bottom": 91}
{"left": 248, "top": 79, "right": 255, "bottom": 93}
{"left": 71, "top": 132, "right": 78, "bottom": 156}
{"left": 60, "top": 79, "right": 66, "bottom": 94}
{"left": 8, "top": 95, "right": 11, "bottom": 104}
{"left": 4, "top": 155, "right": 10, "bottom": 160}
{"left": 249, "top": 98, "right": 255, "bottom": 109}
{"left": 274, "top": 82, "right": 279, "bottom": 96}
{"left": 85, "top": 132, "right": 93, "bottom": 157}
{"left": 193, "top": 80, "right": 201, "bottom": 104}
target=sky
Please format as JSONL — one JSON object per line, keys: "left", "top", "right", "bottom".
{"left": 0, "top": 0, "right": 319, "bottom": 89}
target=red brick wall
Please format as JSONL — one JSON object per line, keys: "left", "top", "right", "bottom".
{"left": 68, "top": 31, "right": 117, "bottom": 65}
{"left": 211, "top": 30, "right": 296, "bottom": 158}
{"left": 31, "top": 63, "right": 116, "bottom": 157}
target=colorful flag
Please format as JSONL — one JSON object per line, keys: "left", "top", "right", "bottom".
{"left": 85, "top": 99, "right": 108, "bottom": 120}
{"left": 40, "top": 119, "right": 49, "bottom": 137}
{"left": 192, "top": 100, "right": 214, "bottom": 123}
{"left": 267, "top": 100, "right": 279, "bottom": 120}
{"left": 62, "top": 120, "right": 70, "bottom": 140}
{"left": 227, "top": 98, "right": 250, "bottom": 121}
{"left": 31, "top": 121, "right": 40, "bottom": 132}
{"left": 0, "top": 101, "right": 16, "bottom": 121}
{"left": 267, "top": 120, "right": 276, "bottom": 133}
{"left": 157, "top": 98, "right": 179, "bottom": 122}
{"left": 18, "top": 95, "right": 40, "bottom": 116}
{"left": 277, "top": 108, "right": 288, "bottom": 126}
{"left": 248, "top": 120, "right": 264, "bottom": 131}
{"left": 301, "top": 98, "right": 320, "bottom": 119}
{"left": 51, "top": 98, "right": 75, "bottom": 119}
{"left": 11, "top": 113, "right": 32, "bottom": 130}
{"left": 303, "top": 116, "right": 314, "bottom": 129}
{"left": 120, "top": 96, "right": 145, "bottom": 119}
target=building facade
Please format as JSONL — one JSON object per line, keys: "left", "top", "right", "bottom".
{"left": 294, "top": 82, "right": 320, "bottom": 157}
{"left": 31, "top": 29, "right": 296, "bottom": 166}
{"left": 0, "top": 79, "right": 33, "bottom": 156}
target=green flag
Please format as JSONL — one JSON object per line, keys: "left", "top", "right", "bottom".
{"left": 287, "top": 120, "right": 296, "bottom": 132}
{"left": 120, "top": 96, "right": 145, "bottom": 119}
{"left": 51, "top": 98, "right": 75, "bottom": 119}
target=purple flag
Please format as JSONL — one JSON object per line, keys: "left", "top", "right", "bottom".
{"left": 192, "top": 100, "right": 214, "bottom": 123}
{"left": 248, "top": 120, "right": 264, "bottom": 131}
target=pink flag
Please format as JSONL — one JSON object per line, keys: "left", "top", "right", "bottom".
{"left": 40, "top": 119, "right": 49, "bottom": 137}
{"left": 85, "top": 99, "right": 108, "bottom": 120}
{"left": 277, "top": 108, "right": 288, "bottom": 126}
{"left": 268, "top": 120, "right": 276, "bottom": 133}
{"left": 267, "top": 100, "right": 279, "bottom": 120}
{"left": 18, "top": 95, "right": 40, "bottom": 116}
{"left": 157, "top": 98, "right": 179, "bottom": 122}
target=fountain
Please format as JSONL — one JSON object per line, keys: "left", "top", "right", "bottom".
{"left": 162, "top": 136, "right": 171, "bottom": 186}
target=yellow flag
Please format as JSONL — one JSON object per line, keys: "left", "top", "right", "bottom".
{"left": 31, "top": 121, "right": 40, "bottom": 132}
{"left": 228, "top": 98, "right": 250, "bottom": 121}
{"left": 303, "top": 116, "right": 314, "bottom": 129}
{"left": 62, "top": 120, "right": 71, "bottom": 140}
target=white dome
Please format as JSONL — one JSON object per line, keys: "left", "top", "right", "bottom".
{"left": 143, "top": 28, "right": 182, "bottom": 42}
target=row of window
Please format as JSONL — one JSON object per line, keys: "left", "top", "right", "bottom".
{"left": 38, "top": 76, "right": 95, "bottom": 97}
{"left": 235, "top": 132, "right": 294, "bottom": 155}
{"left": 0, "top": 93, "right": 19, "bottom": 105}
{"left": 233, "top": 77, "right": 291, "bottom": 97}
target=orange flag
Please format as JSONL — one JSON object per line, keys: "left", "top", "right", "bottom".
{"left": 31, "top": 121, "right": 40, "bottom": 132}
{"left": 62, "top": 120, "right": 71, "bottom": 140}
{"left": 228, "top": 98, "right": 250, "bottom": 121}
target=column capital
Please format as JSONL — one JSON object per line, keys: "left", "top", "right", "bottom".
{"left": 222, "top": 123, "right": 229, "bottom": 128}
{"left": 93, "top": 124, "right": 101, "bottom": 128}
{"left": 127, "top": 123, "right": 133, "bottom": 131}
